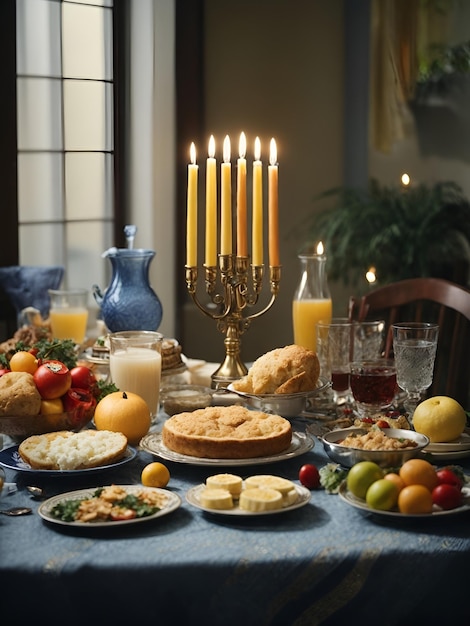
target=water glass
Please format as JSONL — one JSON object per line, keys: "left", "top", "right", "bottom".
{"left": 391, "top": 322, "right": 439, "bottom": 416}
{"left": 316, "top": 318, "right": 354, "bottom": 403}
{"left": 354, "top": 320, "right": 386, "bottom": 360}
{"left": 109, "top": 331, "right": 163, "bottom": 422}
{"left": 48, "top": 288, "right": 89, "bottom": 344}
{"left": 350, "top": 359, "right": 397, "bottom": 416}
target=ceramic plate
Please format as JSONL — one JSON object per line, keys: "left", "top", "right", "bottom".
{"left": 424, "top": 449, "right": 470, "bottom": 461}
{"left": 0, "top": 444, "right": 137, "bottom": 476}
{"left": 424, "top": 432, "right": 470, "bottom": 453}
{"left": 38, "top": 484, "right": 181, "bottom": 527}
{"left": 338, "top": 481, "right": 470, "bottom": 518}
{"left": 139, "top": 430, "right": 314, "bottom": 466}
{"left": 186, "top": 482, "right": 311, "bottom": 516}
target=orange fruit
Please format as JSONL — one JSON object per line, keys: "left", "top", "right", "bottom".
{"left": 9, "top": 351, "right": 39, "bottom": 375}
{"left": 383, "top": 472, "right": 405, "bottom": 494}
{"left": 399, "top": 459, "right": 438, "bottom": 491}
{"left": 40, "top": 398, "right": 64, "bottom": 415}
{"left": 398, "top": 484, "right": 433, "bottom": 515}
{"left": 141, "top": 462, "right": 170, "bottom": 488}
{"left": 94, "top": 390, "right": 151, "bottom": 445}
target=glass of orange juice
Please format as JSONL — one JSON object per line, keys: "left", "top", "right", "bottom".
{"left": 48, "top": 288, "right": 89, "bottom": 344}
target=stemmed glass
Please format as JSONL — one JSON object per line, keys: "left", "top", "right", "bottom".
{"left": 391, "top": 322, "right": 439, "bottom": 418}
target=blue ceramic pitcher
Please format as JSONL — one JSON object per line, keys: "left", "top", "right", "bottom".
{"left": 93, "top": 247, "right": 163, "bottom": 332}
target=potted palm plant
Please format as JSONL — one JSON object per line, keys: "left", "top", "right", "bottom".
{"left": 305, "top": 179, "right": 470, "bottom": 287}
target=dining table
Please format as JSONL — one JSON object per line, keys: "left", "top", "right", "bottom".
{"left": 1, "top": 395, "right": 470, "bottom": 626}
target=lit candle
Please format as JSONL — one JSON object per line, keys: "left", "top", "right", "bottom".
{"left": 317, "top": 241, "right": 324, "bottom": 256}
{"left": 268, "top": 137, "right": 279, "bottom": 266}
{"left": 401, "top": 173, "right": 411, "bottom": 187}
{"left": 252, "top": 136, "right": 263, "bottom": 265}
{"left": 205, "top": 135, "right": 217, "bottom": 266}
{"left": 186, "top": 142, "right": 198, "bottom": 267}
{"left": 237, "top": 132, "right": 247, "bottom": 257}
{"left": 221, "top": 135, "right": 232, "bottom": 255}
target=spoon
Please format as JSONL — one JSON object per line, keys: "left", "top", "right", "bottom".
{"left": 0, "top": 507, "right": 32, "bottom": 516}
{"left": 26, "top": 486, "right": 45, "bottom": 499}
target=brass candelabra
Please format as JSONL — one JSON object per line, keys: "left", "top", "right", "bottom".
{"left": 185, "top": 255, "right": 281, "bottom": 389}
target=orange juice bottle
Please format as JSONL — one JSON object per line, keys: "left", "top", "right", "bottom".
{"left": 292, "top": 245, "right": 332, "bottom": 351}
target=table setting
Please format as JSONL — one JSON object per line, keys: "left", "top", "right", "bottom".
{"left": 1, "top": 133, "right": 470, "bottom": 625}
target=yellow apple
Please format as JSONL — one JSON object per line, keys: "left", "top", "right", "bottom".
{"left": 412, "top": 396, "right": 467, "bottom": 443}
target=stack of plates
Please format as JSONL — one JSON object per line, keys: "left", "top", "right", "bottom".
{"left": 425, "top": 431, "right": 470, "bottom": 461}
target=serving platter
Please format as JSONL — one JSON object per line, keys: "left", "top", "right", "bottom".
{"left": 38, "top": 484, "right": 181, "bottom": 528}
{"left": 424, "top": 432, "right": 470, "bottom": 453}
{"left": 0, "top": 444, "right": 137, "bottom": 477}
{"left": 338, "top": 481, "right": 470, "bottom": 518}
{"left": 186, "top": 482, "right": 311, "bottom": 516}
{"left": 139, "top": 430, "right": 314, "bottom": 467}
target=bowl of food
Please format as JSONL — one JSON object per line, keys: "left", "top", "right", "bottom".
{"left": 0, "top": 408, "right": 94, "bottom": 441}
{"left": 321, "top": 427, "right": 430, "bottom": 468}
{"left": 227, "top": 378, "right": 330, "bottom": 418}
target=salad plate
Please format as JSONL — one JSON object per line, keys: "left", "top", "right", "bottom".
{"left": 38, "top": 484, "right": 181, "bottom": 527}
{"left": 186, "top": 482, "right": 311, "bottom": 516}
{"left": 0, "top": 444, "right": 137, "bottom": 477}
{"left": 139, "top": 430, "right": 314, "bottom": 467}
{"left": 338, "top": 481, "right": 470, "bottom": 518}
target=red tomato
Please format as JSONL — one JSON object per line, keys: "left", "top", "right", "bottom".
{"left": 299, "top": 464, "right": 320, "bottom": 489}
{"left": 33, "top": 360, "right": 72, "bottom": 399}
{"left": 436, "top": 468, "right": 463, "bottom": 490}
{"left": 0, "top": 368, "right": 10, "bottom": 378}
{"left": 62, "top": 388, "right": 97, "bottom": 423}
{"left": 376, "top": 420, "right": 390, "bottom": 428}
{"left": 70, "top": 366, "right": 97, "bottom": 391}
{"left": 431, "top": 484, "right": 462, "bottom": 510}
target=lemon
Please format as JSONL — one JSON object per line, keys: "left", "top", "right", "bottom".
{"left": 141, "top": 462, "right": 170, "bottom": 488}
{"left": 412, "top": 396, "right": 466, "bottom": 443}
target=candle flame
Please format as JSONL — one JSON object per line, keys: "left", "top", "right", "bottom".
{"left": 239, "top": 132, "right": 246, "bottom": 159}
{"left": 316, "top": 241, "right": 324, "bottom": 255}
{"left": 208, "top": 135, "right": 215, "bottom": 159}
{"left": 190, "top": 142, "right": 196, "bottom": 165}
{"left": 254, "top": 136, "right": 261, "bottom": 161}
{"left": 401, "top": 173, "right": 410, "bottom": 187}
{"left": 366, "top": 266, "right": 377, "bottom": 284}
{"left": 223, "top": 135, "right": 231, "bottom": 163}
{"left": 269, "top": 138, "right": 277, "bottom": 166}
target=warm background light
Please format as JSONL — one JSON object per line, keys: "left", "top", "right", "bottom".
{"left": 401, "top": 173, "right": 410, "bottom": 187}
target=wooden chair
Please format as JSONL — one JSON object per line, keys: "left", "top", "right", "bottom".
{"left": 354, "top": 277, "right": 470, "bottom": 407}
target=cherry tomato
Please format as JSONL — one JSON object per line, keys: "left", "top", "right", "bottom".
{"left": 376, "top": 419, "right": 390, "bottom": 428}
{"left": 62, "top": 388, "right": 97, "bottom": 423}
{"left": 432, "top": 483, "right": 462, "bottom": 510}
{"left": 70, "top": 366, "right": 97, "bottom": 391}
{"left": 435, "top": 468, "right": 463, "bottom": 490}
{"left": 33, "top": 360, "right": 72, "bottom": 399}
{"left": 299, "top": 464, "right": 320, "bottom": 489}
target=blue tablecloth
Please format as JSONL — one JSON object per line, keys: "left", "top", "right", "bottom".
{"left": 1, "top": 419, "right": 470, "bottom": 626}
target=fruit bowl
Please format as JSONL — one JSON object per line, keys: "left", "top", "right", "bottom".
{"left": 321, "top": 427, "right": 430, "bottom": 468}
{"left": 0, "top": 408, "right": 94, "bottom": 441}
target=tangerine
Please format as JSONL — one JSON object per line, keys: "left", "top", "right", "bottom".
{"left": 9, "top": 351, "right": 39, "bottom": 375}
{"left": 398, "top": 484, "right": 433, "bottom": 515}
{"left": 383, "top": 472, "right": 405, "bottom": 494}
{"left": 399, "top": 458, "right": 438, "bottom": 491}
{"left": 94, "top": 390, "right": 151, "bottom": 445}
{"left": 141, "top": 462, "right": 170, "bottom": 488}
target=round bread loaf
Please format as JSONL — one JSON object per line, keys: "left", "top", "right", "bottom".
{"left": 232, "top": 344, "right": 320, "bottom": 395}
{"left": 0, "top": 371, "right": 42, "bottom": 416}
{"left": 161, "top": 405, "right": 292, "bottom": 459}
{"left": 18, "top": 429, "right": 128, "bottom": 470}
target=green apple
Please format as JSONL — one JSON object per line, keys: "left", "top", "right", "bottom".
{"left": 347, "top": 461, "right": 384, "bottom": 499}
{"left": 366, "top": 478, "right": 399, "bottom": 511}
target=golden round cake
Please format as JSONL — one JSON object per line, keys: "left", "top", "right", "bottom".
{"left": 161, "top": 405, "right": 292, "bottom": 459}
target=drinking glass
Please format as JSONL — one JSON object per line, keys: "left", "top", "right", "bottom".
{"left": 350, "top": 359, "right": 397, "bottom": 417}
{"left": 392, "top": 322, "right": 439, "bottom": 417}
{"left": 109, "top": 331, "right": 163, "bottom": 423}
{"left": 48, "top": 288, "right": 89, "bottom": 344}
{"left": 316, "top": 318, "right": 354, "bottom": 404}
{"left": 354, "top": 320, "right": 386, "bottom": 360}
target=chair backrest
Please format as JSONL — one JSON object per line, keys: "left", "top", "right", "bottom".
{"left": 356, "top": 277, "right": 470, "bottom": 407}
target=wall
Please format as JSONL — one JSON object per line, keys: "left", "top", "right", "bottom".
{"left": 182, "top": 0, "right": 345, "bottom": 363}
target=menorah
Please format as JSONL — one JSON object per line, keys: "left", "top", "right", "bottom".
{"left": 185, "top": 132, "right": 280, "bottom": 389}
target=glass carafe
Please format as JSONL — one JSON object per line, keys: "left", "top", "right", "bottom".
{"left": 292, "top": 248, "right": 332, "bottom": 351}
